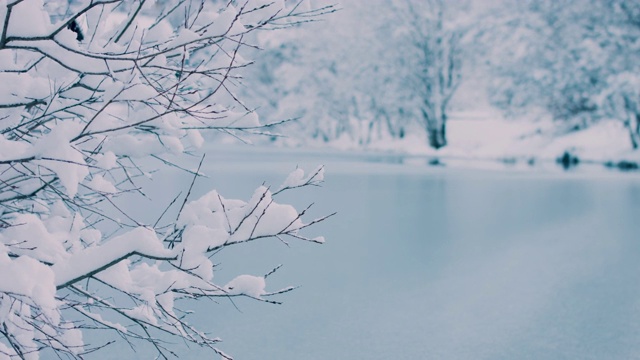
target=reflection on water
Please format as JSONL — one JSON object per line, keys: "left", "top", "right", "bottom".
{"left": 98, "top": 148, "right": 640, "bottom": 359}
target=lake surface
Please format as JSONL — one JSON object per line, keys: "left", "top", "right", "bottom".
{"left": 100, "top": 146, "right": 640, "bottom": 359}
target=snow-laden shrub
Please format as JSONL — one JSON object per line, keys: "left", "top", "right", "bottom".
{"left": 0, "top": 0, "right": 333, "bottom": 358}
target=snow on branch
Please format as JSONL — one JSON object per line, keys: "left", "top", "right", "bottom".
{"left": 274, "top": 164, "right": 325, "bottom": 195}
{"left": 0, "top": 0, "right": 335, "bottom": 358}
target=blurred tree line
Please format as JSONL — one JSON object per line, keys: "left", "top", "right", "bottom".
{"left": 243, "top": 0, "right": 640, "bottom": 150}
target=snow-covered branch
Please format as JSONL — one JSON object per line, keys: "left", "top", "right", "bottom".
{"left": 0, "top": 0, "right": 334, "bottom": 358}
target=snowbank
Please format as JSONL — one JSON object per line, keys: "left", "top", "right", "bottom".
{"left": 267, "top": 117, "right": 640, "bottom": 171}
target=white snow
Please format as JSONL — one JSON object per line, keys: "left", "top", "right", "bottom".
{"left": 186, "top": 130, "right": 205, "bottom": 149}
{"left": 0, "top": 213, "right": 69, "bottom": 264}
{"left": 86, "top": 175, "right": 117, "bottom": 194}
{"left": 34, "top": 121, "right": 89, "bottom": 197}
{"left": 179, "top": 225, "right": 228, "bottom": 280}
{"left": 0, "top": 251, "right": 57, "bottom": 310}
{"left": 204, "top": 6, "right": 246, "bottom": 37}
{"left": 7, "top": 0, "right": 52, "bottom": 37}
{"left": 94, "top": 151, "right": 118, "bottom": 169}
{"left": 285, "top": 116, "right": 640, "bottom": 169}
{"left": 277, "top": 165, "right": 325, "bottom": 192}
{"left": 0, "top": 1, "right": 330, "bottom": 358}
{"left": 123, "top": 304, "right": 158, "bottom": 325}
{"left": 52, "top": 227, "right": 172, "bottom": 289}
{"left": 168, "top": 28, "right": 201, "bottom": 49}
{"left": 74, "top": 308, "right": 128, "bottom": 333}
{"left": 0, "top": 73, "right": 51, "bottom": 109}
{"left": 0, "top": 134, "right": 34, "bottom": 162}
{"left": 224, "top": 275, "right": 266, "bottom": 297}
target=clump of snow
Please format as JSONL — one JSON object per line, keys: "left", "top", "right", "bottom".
{"left": 283, "top": 168, "right": 305, "bottom": 186}
{"left": 34, "top": 121, "right": 88, "bottom": 197}
{"left": 52, "top": 227, "right": 172, "bottom": 289}
{"left": 0, "top": 134, "right": 34, "bottom": 162}
{"left": 179, "top": 225, "right": 229, "bottom": 280}
{"left": 86, "top": 175, "right": 117, "bottom": 194}
{"left": 123, "top": 304, "right": 158, "bottom": 325}
{"left": 0, "top": 214, "right": 69, "bottom": 264}
{"left": 94, "top": 151, "right": 118, "bottom": 169}
{"left": 7, "top": 0, "right": 52, "bottom": 37}
{"left": 186, "top": 130, "right": 205, "bottom": 149}
{"left": 0, "top": 251, "right": 57, "bottom": 311}
{"left": 225, "top": 186, "right": 302, "bottom": 242}
{"left": 312, "top": 236, "right": 325, "bottom": 244}
{"left": 0, "top": 72, "right": 51, "bottom": 110}
{"left": 224, "top": 275, "right": 266, "bottom": 297}
{"left": 277, "top": 165, "right": 325, "bottom": 192}
{"left": 177, "top": 190, "right": 227, "bottom": 229}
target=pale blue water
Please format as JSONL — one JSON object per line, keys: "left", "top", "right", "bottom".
{"left": 97, "top": 147, "right": 640, "bottom": 359}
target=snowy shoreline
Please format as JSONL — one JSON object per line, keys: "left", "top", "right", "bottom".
{"left": 250, "top": 118, "right": 640, "bottom": 173}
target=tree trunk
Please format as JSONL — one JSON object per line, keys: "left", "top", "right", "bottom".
{"left": 625, "top": 115, "right": 639, "bottom": 150}
{"left": 427, "top": 121, "right": 447, "bottom": 149}
{"left": 422, "top": 108, "right": 448, "bottom": 149}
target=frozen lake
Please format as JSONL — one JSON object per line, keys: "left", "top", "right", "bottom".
{"left": 102, "top": 146, "right": 640, "bottom": 359}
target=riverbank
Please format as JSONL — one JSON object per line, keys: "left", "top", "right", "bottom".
{"left": 260, "top": 118, "right": 640, "bottom": 172}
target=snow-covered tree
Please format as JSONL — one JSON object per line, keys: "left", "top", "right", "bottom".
{"left": 244, "top": 0, "right": 468, "bottom": 149}
{"left": 596, "top": 0, "right": 640, "bottom": 148}
{"left": 486, "top": 0, "right": 640, "bottom": 147}
{"left": 392, "top": 0, "right": 464, "bottom": 149}
{"left": 0, "top": 0, "right": 333, "bottom": 358}
{"left": 486, "top": 1, "right": 605, "bottom": 124}
{"left": 243, "top": 0, "right": 393, "bottom": 145}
